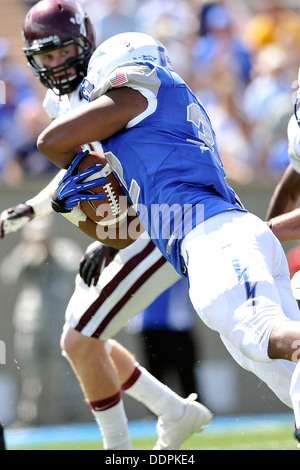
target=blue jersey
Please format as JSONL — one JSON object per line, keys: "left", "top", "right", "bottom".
{"left": 83, "top": 61, "right": 246, "bottom": 276}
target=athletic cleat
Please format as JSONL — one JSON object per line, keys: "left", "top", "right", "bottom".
{"left": 153, "top": 393, "right": 213, "bottom": 450}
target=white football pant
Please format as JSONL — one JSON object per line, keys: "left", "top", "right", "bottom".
{"left": 181, "top": 210, "right": 300, "bottom": 408}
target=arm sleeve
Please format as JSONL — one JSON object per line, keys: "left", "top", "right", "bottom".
{"left": 26, "top": 169, "right": 67, "bottom": 217}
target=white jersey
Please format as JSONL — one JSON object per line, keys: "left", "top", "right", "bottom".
{"left": 43, "top": 88, "right": 83, "bottom": 119}
{"left": 288, "top": 114, "right": 300, "bottom": 174}
{"left": 43, "top": 88, "right": 103, "bottom": 153}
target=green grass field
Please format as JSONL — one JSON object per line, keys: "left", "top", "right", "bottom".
{"left": 6, "top": 426, "right": 299, "bottom": 451}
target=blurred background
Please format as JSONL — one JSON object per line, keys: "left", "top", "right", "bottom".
{"left": 0, "top": 0, "right": 300, "bottom": 429}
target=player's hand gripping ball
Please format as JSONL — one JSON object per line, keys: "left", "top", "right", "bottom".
{"left": 51, "top": 149, "right": 130, "bottom": 226}
{"left": 78, "top": 151, "right": 130, "bottom": 226}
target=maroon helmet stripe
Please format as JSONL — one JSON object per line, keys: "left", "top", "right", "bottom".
{"left": 75, "top": 240, "right": 160, "bottom": 332}
{"left": 91, "top": 255, "right": 167, "bottom": 338}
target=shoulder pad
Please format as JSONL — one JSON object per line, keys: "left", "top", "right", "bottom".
{"left": 83, "top": 64, "right": 161, "bottom": 102}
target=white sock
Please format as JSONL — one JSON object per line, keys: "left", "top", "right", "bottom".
{"left": 124, "top": 365, "right": 185, "bottom": 421}
{"left": 90, "top": 393, "right": 132, "bottom": 450}
{"left": 290, "top": 360, "right": 300, "bottom": 429}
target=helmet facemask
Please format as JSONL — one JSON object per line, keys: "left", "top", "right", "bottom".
{"left": 24, "top": 34, "right": 93, "bottom": 95}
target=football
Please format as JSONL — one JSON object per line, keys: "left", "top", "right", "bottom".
{"left": 78, "top": 151, "right": 130, "bottom": 226}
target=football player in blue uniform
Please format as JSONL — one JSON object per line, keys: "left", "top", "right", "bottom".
{"left": 37, "top": 31, "right": 300, "bottom": 444}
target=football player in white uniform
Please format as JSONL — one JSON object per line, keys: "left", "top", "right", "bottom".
{"left": 36, "top": 28, "right": 300, "bottom": 447}
{"left": 0, "top": 0, "right": 212, "bottom": 450}
{"left": 266, "top": 75, "right": 300, "bottom": 243}
{"left": 266, "top": 66, "right": 300, "bottom": 442}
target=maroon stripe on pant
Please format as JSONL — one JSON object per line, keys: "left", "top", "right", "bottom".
{"left": 91, "top": 255, "right": 167, "bottom": 338}
{"left": 74, "top": 240, "right": 161, "bottom": 335}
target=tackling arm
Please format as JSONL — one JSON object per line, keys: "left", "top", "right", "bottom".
{"left": 266, "top": 164, "right": 300, "bottom": 218}
{"left": 0, "top": 164, "right": 141, "bottom": 248}
{"left": 0, "top": 169, "right": 66, "bottom": 238}
{"left": 265, "top": 111, "right": 300, "bottom": 242}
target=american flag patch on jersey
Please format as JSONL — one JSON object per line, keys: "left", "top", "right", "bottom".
{"left": 109, "top": 72, "right": 128, "bottom": 87}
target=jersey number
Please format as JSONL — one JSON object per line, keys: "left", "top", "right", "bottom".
{"left": 105, "top": 103, "right": 223, "bottom": 207}
{"left": 187, "top": 103, "right": 222, "bottom": 166}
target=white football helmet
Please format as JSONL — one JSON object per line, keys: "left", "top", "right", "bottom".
{"left": 81, "top": 32, "right": 172, "bottom": 102}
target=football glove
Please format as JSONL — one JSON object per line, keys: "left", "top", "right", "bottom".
{"left": 0, "top": 203, "right": 35, "bottom": 238}
{"left": 51, "top": 149, "right": 108, "bottom": 214}
{"left": 79, "top": 243, "right": 119, "bottom": 287}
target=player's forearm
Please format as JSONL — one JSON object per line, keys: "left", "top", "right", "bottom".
{"left": 266, "top": 189, "right": 299, "bottom": 220}
{"left": 63, "top": 204, "right": 143, "bottom": 249}
{"left": 37, "top": 89, "right": 147, "bottom": 168}
{"left": 77, "top": 213, "right": 143, "bottom": 249}
{"left": 78, "top": 223, "right": 136, "bottom": 250}
{"left": 266, "top": 165, "right": 300, "bottom": 219}
{"left": 269, "top": 209, "right": 300, "bottom": 242}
